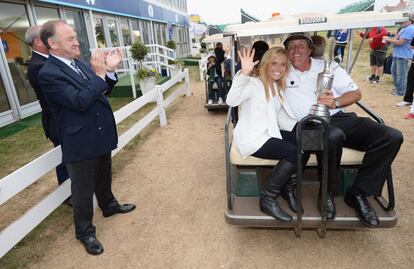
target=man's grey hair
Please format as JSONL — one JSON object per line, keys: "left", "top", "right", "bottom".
{"left": 25, "top": 25, "right": 42, "bottom": 47}
{"left": 40, "top": 20, "right": 67, "bottom": 50}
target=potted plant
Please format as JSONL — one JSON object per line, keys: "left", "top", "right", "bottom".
{"left": 130, "top": 41, "right": 158, "bottom": 95}
{"left": 130, "top": 41, "right": 149, "bottom": 68}
{"left": 136, "top": 67, "right": 159, "bottom": 95}
{"left": 166, "top": 40, "right": 176, "bottom": 50}
{"left": 167, "top": 59, "right": 185, "bottom": 77}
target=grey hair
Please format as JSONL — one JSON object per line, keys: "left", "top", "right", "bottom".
{"left": 40, "top": 20, "right": 66, "bottom": 50}
{"left": 25, "top": 25, "right": 42, "bottom": 46}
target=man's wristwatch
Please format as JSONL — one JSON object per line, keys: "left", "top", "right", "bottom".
{"left": 334, "top": 99, "right": 341, "bottom": 109}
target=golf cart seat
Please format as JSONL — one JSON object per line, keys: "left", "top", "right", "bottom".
{"left": 230, "top": 145, "right": 365, "bottom": 167}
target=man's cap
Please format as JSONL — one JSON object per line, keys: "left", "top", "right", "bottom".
{"left": 283, "top": 32, "right": 313, "bottom": 47}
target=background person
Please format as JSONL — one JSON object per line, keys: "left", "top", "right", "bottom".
{"left": 226, "top": 47, "right": 300, "bottom": 221}
{"left": 396, "top": 36, "right": 414, "bottom": 107}
{"left": 283, "top": 32, "right": 403, "bottom": 227}
{"left": 383, "top": 14, "right": 414, "bottom": 96}
{"left": 38, "top": 20, "right": 135, "bottom": 255}
{"left": 333, "top": 29, "right": 348, "bottom": 63}
{"left": 26, "top": 25, "right": 70, "bottom": 192}
{"left": 206, "top": 52, "right": 224, "bottom": 104}
{"left": 310, "top": 35, "right": 326, "bottom": 59}
{"left": 214, "top": 42, "right": 225, "bottom": 77}
{"left": 356, "top": 26, "right": 389, "bottom": 84}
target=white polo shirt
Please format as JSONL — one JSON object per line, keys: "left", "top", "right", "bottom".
{"left": 284, "top": 58, "right": 359, "bottom": 120}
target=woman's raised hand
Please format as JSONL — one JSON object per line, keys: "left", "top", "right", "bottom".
{"left": 238, "top": 48, "right": 259, "bottom": 76}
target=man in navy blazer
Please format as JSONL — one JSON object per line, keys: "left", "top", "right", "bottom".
{"left": 26, "top": 25, "right": 69, "bottom": 187}
{"left": 38, "top": 20, "right": 135, "bottom": 255}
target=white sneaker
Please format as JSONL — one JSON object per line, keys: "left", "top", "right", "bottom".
{"left": 218, "top": 97, "right": 224, "bottom": 105}
{"left": 208, "top": 99, "right": 213, "bottom": 105}
{"left": 395, "top": 101, "right": 412, "bottom": 107}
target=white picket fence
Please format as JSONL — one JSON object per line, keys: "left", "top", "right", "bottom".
{"left": 0, "top": 68, "right": 191, "bottom": 258}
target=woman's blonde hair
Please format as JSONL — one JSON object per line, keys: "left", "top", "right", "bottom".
{"left": 258, "top": 47, "right": 288, "bottom": 101}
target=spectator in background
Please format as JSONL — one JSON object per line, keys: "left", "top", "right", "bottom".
{"left": 396, "top": 36, "right": 414, "bottom": 107}
{"left": 235, "top": 40, "right": 269, "bottom": 73}
{"left": 383, "top": 14, "right": 414, "bottom": 96}
{"left": 26, "top": 25, "right": 70, "bottom": 195}
{"left": 333, "top": 29, "right": 348, "bottom": 63}
{"left": 311, "top": 35, "right": 326, "bottom": 59}
{"left": 214, "top": 42, "right": 225, "bottom": 77}
{"left": 357, "top": 27, "right": 389, "bottom": 84}
{"left": 206, "top": 52, "right": 224, "bottom": 104}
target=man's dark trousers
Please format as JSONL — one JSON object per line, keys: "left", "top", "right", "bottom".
{"left": 66, "top": 153, "right": 118, "bottom": 240}
{"left": 330, "top": 112, "right": 403, "bottom": 196}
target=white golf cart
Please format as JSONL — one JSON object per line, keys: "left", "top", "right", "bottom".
{"left": 223, "top": 11, "right": 405, "bottom": 237}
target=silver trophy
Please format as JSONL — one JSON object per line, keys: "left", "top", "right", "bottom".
{"left": 309, "top": 38, "right": 335, "bottom": 123}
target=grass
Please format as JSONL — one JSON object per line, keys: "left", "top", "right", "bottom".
{"left": 0, "top": 66, "right": 199, "bottom": 268}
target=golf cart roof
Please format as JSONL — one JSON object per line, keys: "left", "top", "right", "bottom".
{"left": 203, "top": 34, "right": 231, "bottom": 44}
{"left": 224, "top": 11, "right": 405, "bottom": 37}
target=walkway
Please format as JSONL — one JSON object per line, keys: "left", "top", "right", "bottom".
{"left": 28, "top": 75, "right": 414, "bottom": 268}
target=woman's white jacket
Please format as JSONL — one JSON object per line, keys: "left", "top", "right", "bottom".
{"left": 226, "top": 72, "right": 297, "bottom": 158}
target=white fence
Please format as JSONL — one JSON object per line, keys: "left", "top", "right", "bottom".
{"left": 198, "top": 54, "right": 208, "bottom": 81}
{"left": 0, "top": 69, "right": 191, "bottom": 258}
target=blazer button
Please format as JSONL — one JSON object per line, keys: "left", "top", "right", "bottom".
{"left": 98, "top": 126, "right": 102, "bottom": 131}
{"left": 96, "top": 112, "right": 99, "bottom": 116}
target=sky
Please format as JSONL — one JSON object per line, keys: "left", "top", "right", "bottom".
{"left": 187, "top": 0, "right": 401, "bottom": 24}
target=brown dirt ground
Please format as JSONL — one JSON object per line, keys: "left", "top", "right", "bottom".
{"left": 5, "top": 65, "right": 414, "bottom": 268}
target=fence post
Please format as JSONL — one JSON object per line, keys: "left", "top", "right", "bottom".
{"left": 184, "top": 68, "right": 192, "bottom": 97}
{"left": 127, "top": 49, "right": 137, "bottom": 99}
{"left": 199, "top": 59, "right": 204, "bottom": 81}
{"left": 156, "top": 87, "right": 167, "bottom": 126}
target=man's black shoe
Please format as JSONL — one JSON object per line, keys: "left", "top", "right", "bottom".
{"left": 318, "top": 192, "right": 336, "bottom": 220}
{"left": 80, "top": 236, "right": 104, "bottom": 255}
{"left": 344, "top": 190, "right": 380, "bottom": 227}
{"left": 102, "top": 203, "right": 136, "bottom": 217}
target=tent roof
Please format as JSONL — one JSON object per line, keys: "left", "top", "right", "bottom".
{"left": 202, "top": 34, "right": 231, "bottom": 44}
{"left": 224, "top": 11, "right": 405, "bottom": 37}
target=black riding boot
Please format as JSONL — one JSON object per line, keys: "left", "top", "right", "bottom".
{"left": 281, "top": 174, "right": 302, "bottom": 213}
{"left": 260, "top": 159, "right": 296, "bottom": 222}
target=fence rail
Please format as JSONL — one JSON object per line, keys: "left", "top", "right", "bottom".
{"left": 0, "top": 68, "right": 191, "bottom": 258}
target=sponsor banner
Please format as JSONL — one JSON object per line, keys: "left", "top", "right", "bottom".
{"left": 39, "top": 0, "right": 189, "bottom": 26}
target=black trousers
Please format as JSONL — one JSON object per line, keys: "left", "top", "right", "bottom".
{"left": 302, "top": 124, "right": 345, "bottom": 194}
{"left": 66, "top": 153, "right": 118, "bottom": 240}
{"left": 252, "top": 130, "right": 297, "bottom": 164}
{"left": 403, "top": 62, "right": 414, "bottom": 103}
{"left": 330, "top": 112, "right": 403, "bottom": 196}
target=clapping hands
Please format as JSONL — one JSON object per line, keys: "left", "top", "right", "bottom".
{"left": 238, "top": 48, "right": 259, "bottom": 76}
{"left": 90, "top": 50, "right": 107, "bottom": 79}
{"left": 105, "top": 49, "right": 122, "bottom": 72}
{"left": 90, "top": 49, "right": 123, "bottom": 79}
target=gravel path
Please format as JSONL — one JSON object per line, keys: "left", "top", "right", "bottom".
{"left": 30, "top": 75, "right": 414, "bottom": 268}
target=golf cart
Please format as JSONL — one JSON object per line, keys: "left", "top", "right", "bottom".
{"left": 223, "top": 11, "right": 405, "bottom": 237}
{"left": 201, "top": 34, "right": 232, "bottom": 111}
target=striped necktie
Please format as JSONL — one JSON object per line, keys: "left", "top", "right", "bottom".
{"left": 70, "top": 61, "right": 88, "bottom": 79}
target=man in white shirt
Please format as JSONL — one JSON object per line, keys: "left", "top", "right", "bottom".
{"left": 283, "top": 32, "right": 403, "bottom": 227}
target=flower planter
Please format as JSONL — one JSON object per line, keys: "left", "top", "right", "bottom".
{"left": 139, "top": 77, "right": 156, "bottom": 95}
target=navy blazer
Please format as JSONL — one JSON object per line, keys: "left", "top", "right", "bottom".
{"left": 28, "top": 52, "right": 59, "bottom": 140}
{"left": 38, "top": 55, "right": 118, "bottom": 163}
